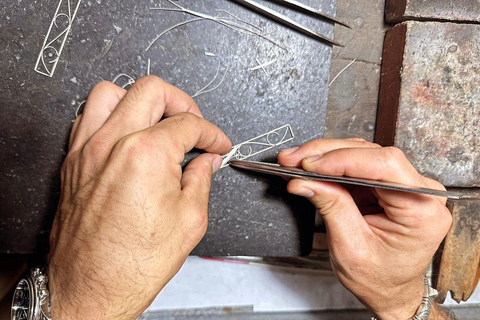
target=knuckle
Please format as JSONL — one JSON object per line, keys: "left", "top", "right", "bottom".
{"left": 349, "top": 137, "right": 366, "bottom": 141}
{"left": 358, "top": 140, "right": 379, "bottom": 148}
{"left": 64, "top": 150, "right": 80, "bottom": 167}
{"left": 287, "top": 180, "right": 304, "bottom": 195}
{"left": 426, "top": 177, "right": 447, "bottom": 191}
{"left": 183, "top": 210, "right": 209, "bottom": 240}
{"left": 384, "top": 146, "right": 405, "bottom": 160}
{"left": 121, "top": 76, "right": 166, "bottom": 108}
{"left": 93, "top": 80, "right": 118, "bottom": 94}
{"left": 117, "top": 134, "right": 153, "bottom": 157}
{"left": 135, "top": 75, "right": 166, "bottom": 95}
{"left": 313, "top": 192, "right": 342, "bottom": 213}
{"left": 93, "top": 81, "right": 126, "bottom": 102}
{"left": 82, "top": 134, "right": 110, "bottom": 159}
{"left": 168, "top": 112, "right": 198, "bottom": 125}
{"left": 408, "top": 199, "right": 444, "bottom": 225}
{"left": 383, "top": 146, "right": 406, "bottom": 169}
{"left": 410, "top": 211, "right": 430, "bottom": 225}
{"left": 114, "top": 134, "right": 158, "bottom": 172}
{"left": 162, "top": 113, "right": 199, "bottom": 144}
{"left": 191, "top": 210, "right": 209, "bottom": 230}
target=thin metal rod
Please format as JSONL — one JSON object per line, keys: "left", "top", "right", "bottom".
{"left": 271, "top": 0, "right": 351, "bottom": 28}
{"left": 230, "top": 0, "right": 343, "bottom": 47}
{"left": 229, "top": 160, "right": 469, "bottom": 200}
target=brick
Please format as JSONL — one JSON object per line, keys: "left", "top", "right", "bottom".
{"left": 385, "top": 0, "right": 480, "bottom": 23}
{"left": 376, "top": 21, "right": 480, "bottom": 187}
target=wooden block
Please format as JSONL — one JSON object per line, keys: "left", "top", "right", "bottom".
{"left": 325, "top": 60, "right": 379, "bottom": 141}
{"left": 385, "top": 0, "right": 480, "bottom": 23}
{"left": 325, "top": 0, "right": 389, "bottom": 142}
{"left": 376, "top": 21, "right": 480, "bottom": 187}
{"left": 433, "top": 189, "right": 480, "bottom": 303}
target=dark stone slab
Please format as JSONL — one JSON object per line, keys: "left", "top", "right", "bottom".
{"left": 376, "top": 21, "right": 480, "bottom": 187}
{"left": 385, "top": 0, "right": 480, "bottom": 23}
{"left": 0, "top": 0, "right": 336, "bottom": 255}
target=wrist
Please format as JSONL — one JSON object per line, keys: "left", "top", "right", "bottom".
{"left": 48, "top": 265, "right": 143, "bottom": 320}
{"left": 48, "top": 266, "right": 106, "bottom": 320}
{"left": 369, "top": 276, "right": 425, "bottom": 320}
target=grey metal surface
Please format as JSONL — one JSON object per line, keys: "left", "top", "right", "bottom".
{"left": 139, "top": 305, "right": 480, "bottom": 320}
{"left": 141, "top": 309, "right": 371, "bottom": 320}
{"left": 0, "top": 0, "right": 335, "bottom": 255}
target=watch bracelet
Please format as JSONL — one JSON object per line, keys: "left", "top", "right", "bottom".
{"left": 371, "top": 277, "right": 438, "bottom": 320}
{"left": 12, "top": 267, "right": 52, "bottom": 320}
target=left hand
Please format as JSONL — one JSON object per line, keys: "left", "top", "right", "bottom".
{"left": 48, "top": 76, "right": 232, "bottom": 319}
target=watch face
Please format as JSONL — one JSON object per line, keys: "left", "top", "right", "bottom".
{"left": 11, "top": 279, "right": 32, "bottom": 320}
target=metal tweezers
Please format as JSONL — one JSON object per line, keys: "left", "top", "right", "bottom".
{"left": 229, "top": 160, "right": 473, "bottom": 200}
{"left": 230, "top": 0, "right": 349, "bottom": 47}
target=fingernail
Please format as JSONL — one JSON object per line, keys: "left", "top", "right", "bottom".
{"left": 305, "top": 154, "right": 323, "bottom": 163}
{"left": 212, "top": 156, "right": 222, "bottom": 174}
{"left": 281, "top": 147, "right": 299, "bottom": 156}
{"left": 293, "top": 188, "right": 315, "bottom": 198}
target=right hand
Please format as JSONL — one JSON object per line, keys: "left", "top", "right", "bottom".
{"left": 48, "top": 76, "right": 232, "bottom": 320}
{"left": 278, "top": 138, "right": 452, "bottom": 320}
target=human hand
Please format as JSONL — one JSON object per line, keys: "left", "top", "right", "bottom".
{"left": 48, "top": 76, "right": 232, "bottom": 319}
{"left": 278, "top": 138, "right": 452, "bottom": 320}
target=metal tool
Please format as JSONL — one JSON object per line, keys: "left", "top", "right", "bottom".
{"left": 229, "top": 160, "right": 470, "bottom": 200}
{"left": 270, "top": 0, "right": 351, "bottom": 28}
{"left": 230, "top": 0, "right": 343, "bottom": 47}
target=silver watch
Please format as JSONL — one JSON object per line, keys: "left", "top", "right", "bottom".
{"left": 11, "top": 267, "right": 52, "bottom": 320}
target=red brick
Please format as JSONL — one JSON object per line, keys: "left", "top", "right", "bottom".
{"left": 386, "top": 0, "right": 480, "bottom": 23}
{"left": 376, "top": 21, "right": 480, "bottom": 187}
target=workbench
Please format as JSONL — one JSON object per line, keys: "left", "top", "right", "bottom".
{"left": 0, "top": 0, "right": 337, "bottom": 256}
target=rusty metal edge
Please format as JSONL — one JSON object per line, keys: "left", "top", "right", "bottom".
{"left": 374, "top": 23, "right": 407, "bottom": 147}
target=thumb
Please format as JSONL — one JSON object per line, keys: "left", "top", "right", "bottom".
{"left": 181, "top": 153, "right": 222, "bottom": 210}
{"left": 287, "top": 179, "right": 371, "bottom": 247}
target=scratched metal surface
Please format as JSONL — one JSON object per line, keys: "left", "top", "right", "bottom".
{"left": 0, "top": 0, "right": 335, "bottom": 255}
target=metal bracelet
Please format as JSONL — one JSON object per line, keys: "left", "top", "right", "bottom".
{"left": 371, "top": 277, "right": 438, "bottom": 320}
{"left": 12, "top": 267, "right": 52, "bottom": 320}
{"left": 31, "top": 267, "right": 53, "bottom": 320}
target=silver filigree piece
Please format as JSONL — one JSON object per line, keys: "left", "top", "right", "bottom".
{"left": 221, "top": 124, "right": 295, "bottom": 168}
{"left": 192, "top": 52, "right": 230, "bottom": 99}
{"left": 34, "top": 0, "right": 82, "bottom": 77}
{"left": 112, "top": 73, "right": 136, "bottom": 89}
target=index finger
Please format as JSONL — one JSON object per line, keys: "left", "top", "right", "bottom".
{"left": 278, "top": 138, "right": 381, "bottom": 167}
{"left": 301, "top": 146, "right": 424, "bottom": 187}
{"left": 298, "top": 146, "right": 450, "bottom": 226}
{"left": 299, "top": 146, "right": 450, "bottom": 210}
{"left": 146, "top": 112, "right": 232, "bottom": 164}
{"left": 94, "top": 76, "right": 202, "bottom": 152}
